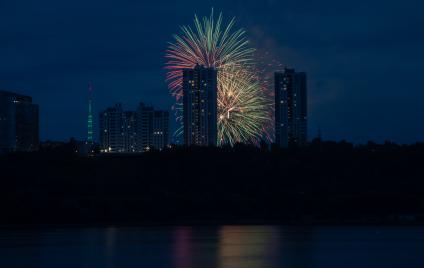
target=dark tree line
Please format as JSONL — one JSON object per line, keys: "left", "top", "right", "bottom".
{"left": 1, "top": 139, "right": 424, "bottom": 225}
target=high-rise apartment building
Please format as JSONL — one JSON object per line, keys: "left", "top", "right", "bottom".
{"left": 137, "top": 103, "right": 154, "bottom": 152}
{"left": 183, "top": 65, "right": 217, "bottom": 146}
{"left": 152, "top": 111, "right": 169, "bottom": 150}
{"left": 275, "top": 68, "right": 307, "bottom": 147}
{"left": 0, "top": 90, "right": 39, "bottom": 152}
{"left": 99, "top": 103, "right": 125, "bottom": 152}
{"left": 124, "top": 111, "right": 137, "bottom": 152}
{"left": 99, "top": 103, "right": 170, "bottom": 153}
{"left": 87, "top": 83, "right": 94, "bottom": 144}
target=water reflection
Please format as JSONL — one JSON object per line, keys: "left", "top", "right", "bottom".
{"left": 280, "top": 226, "right": 314, "bottom": 268}
{"left": 218, "top": 226, "right": 281, "bottom": 268}
{"left": 105, "top": 227, "right": 117, "bottom": 268}
{"left": 173, "top": 227, "right": 193, "bottom": 268}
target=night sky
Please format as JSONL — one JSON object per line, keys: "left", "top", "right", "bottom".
{"left": 1, "top": 0, "right": 423, "bottom": 143}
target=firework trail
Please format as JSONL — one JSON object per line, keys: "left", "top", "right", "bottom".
{"left": 166, "top": 10, "right": 271, "bottom": 145}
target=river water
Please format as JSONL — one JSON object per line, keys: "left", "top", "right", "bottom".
{"left": 0, "top": 225, "right": 423, "bottom": 268}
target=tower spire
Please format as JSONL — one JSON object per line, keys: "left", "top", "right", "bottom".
{"left": 87, "top": 82, "right": 93, "bottom": 144}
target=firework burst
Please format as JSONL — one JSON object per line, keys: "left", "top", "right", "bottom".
{"left": 218, "top": 67, "right": 270, "bottom": 145}
{"left": 166, "top": 10, "right": 271, "bottom": 145}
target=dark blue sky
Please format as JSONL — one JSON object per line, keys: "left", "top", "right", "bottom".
{"left": 1, "top": 0, "right": 423, "bottom": 143}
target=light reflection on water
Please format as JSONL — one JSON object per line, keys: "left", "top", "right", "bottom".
{"left": 0, "top": 226, "right": 423, "bottom": 268}
{"left": 173, "top": 227, "right": 192, "bottom": 268}
{"left": 218, "top": 226, "right": 281, "bottom": 268}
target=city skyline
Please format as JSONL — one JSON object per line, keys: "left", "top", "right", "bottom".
{"left": 0, "top": 1, "right": 423, "bottom": 144}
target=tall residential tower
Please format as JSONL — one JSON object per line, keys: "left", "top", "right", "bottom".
{"left": 87, "top": 83, "right": 94, "bottom": 144}
{"left": 136, "top": 103, "right": 154, "bottom": 152}
{"left": 183, "top": 64, "right": 217, "bottom": 146}
{"left": 275, "top": 68, "right": 307, "bottom": 147}
{"left": 0, "top": 90, "right": 39, "bottom": 152}
{"left": 152, "top": 111, "right": 169, "bottom": 150}
{"left": 99, "top": 103, "right": 125, "bottom": 152}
